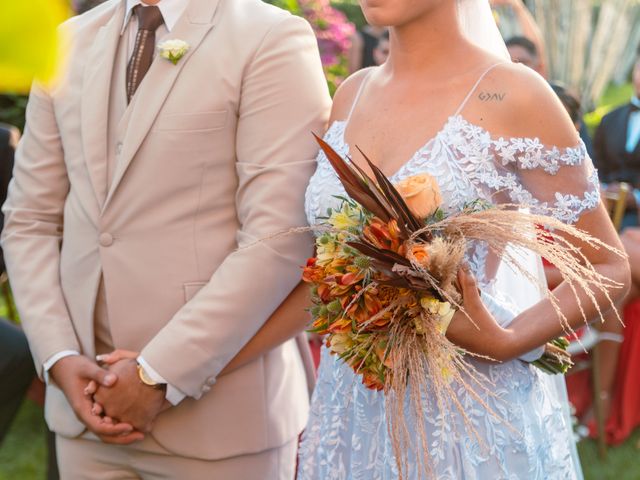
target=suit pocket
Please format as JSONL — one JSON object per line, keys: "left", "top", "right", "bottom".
{"left": 154, "top": 111, "right": 228, "bottom": 132}
{"left": 183, "top": 282, "right": 207, "bottom": 302}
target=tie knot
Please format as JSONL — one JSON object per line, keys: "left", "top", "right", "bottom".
{"left": 134, "top": 5, "right": 164, "bottom": 32}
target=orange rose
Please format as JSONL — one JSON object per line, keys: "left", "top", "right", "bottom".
{"left": 410, "top": 244, "right": 430, "bottom": 267}
{"left": 394, "top": 174, "right": 442, "bottom": 219}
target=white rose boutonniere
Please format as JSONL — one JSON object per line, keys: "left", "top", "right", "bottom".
{"left": 158, "top": 39, "right": 190, "bottom": 65}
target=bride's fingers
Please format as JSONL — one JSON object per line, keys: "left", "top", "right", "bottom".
{"left": 84, "top": 380, "right": 98, "bottom": 396}
{"left": 458, "top": 268, "right": 481, "bottom": 304}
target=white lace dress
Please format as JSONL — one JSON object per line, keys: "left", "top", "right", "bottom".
{"left": 297, "top": 112, "right": 598, "bottom": 479}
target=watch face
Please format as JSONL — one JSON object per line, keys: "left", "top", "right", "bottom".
{"left": 138, "top": 365, "right": 157, "bottom": 386}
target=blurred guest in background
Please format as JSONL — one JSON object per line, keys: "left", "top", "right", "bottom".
{"left": 594, "top": 51, "right": 640, "bottom": 228}
{"left": 492, "top": 0, "right": 547, "bottom": 77}
{"left": 348, "top": 25, "right": 386, "bottom": 73}
{"left": 506, "top": 36, "right": 543, "bottom": 75}
{"left": 0, "top": 125, "right": 32, "bottom": 447}
{"left": 372, "top": 30, "right": 389, "bottom": 66}
{"left": 0, "top": 319, "right": 34, "bottom": 444}
{"left": 0, "top": 125, "right": 59, "bottom": 479}
{"left": 544, "top": 87, "right": 628, "bottom": 442}
{"left": 506, "top": 36, "right": 595, "bottom": 159}
{"left": 551, "top": 83, "right": 582, "bottom": 131}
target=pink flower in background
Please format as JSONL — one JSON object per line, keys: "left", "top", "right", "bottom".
{"left": 299, "top": 0, "right": 355, "bottom": 68}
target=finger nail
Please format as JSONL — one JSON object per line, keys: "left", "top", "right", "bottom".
{"left": 103, "top": 374, "right": 116, "bottom": 385}
{"left": 96, "top": 354, "right": 107, "bottom": 362}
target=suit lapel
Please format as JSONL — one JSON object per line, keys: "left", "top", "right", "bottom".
{"left": 81, "top": 2, "right": 126, "bottom": 207}
{"left": 103, "top": 0, "right": 220, "bottom": 211}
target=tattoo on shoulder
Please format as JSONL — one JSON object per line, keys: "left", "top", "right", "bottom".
{"left": 478, "top": 91, "right": 506, "bottom": 102}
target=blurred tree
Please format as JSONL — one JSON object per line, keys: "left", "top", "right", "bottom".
{"left": 0, "top": 96, "right": 28, "bottom": 133}
{"left": 498, "top": 0, "right": 640, "bottom": 110}
{"left": 265, "top": 0, "right": 355, "bottom": 94}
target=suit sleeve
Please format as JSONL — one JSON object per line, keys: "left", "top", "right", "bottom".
{"left": 1, "top": 86, "right": 81, "bottom": 376}
{"left": 140, "top": 15, "right": 331, "bottom": 399}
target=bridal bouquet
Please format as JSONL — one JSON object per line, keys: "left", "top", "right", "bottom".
{"left": 303, "top": 174, "right": 573, "bottom": 391}
{"left": 302, "top": 135, "right": 622, "bottom": 476}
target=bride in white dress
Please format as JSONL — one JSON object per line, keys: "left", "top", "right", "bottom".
{"left": 295, "top": 0, "right": 629, "bottom": 478}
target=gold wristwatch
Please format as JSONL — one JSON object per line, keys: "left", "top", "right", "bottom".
{"left": 137, "top": 363, "right": 166, "bottom": 390}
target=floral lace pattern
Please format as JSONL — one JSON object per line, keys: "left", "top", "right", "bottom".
{"left": 299, "top": 116, "right": 589, "bottom": 479}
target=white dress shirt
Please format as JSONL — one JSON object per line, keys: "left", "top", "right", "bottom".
{"left": 122, "top": 0, "right": 188, "bottom": 57}
{"left": 43, "top": 0, "right": 190, "bottom": 406}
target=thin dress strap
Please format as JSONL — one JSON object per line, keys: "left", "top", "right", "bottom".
{"left": 346, "top": 69, "right": 374, "bottom": 123}
{"left": 454, "top": 63, "right": 507, "bottom": 117}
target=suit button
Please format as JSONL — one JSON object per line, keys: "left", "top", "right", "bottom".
{"left": 116, "top": 142, "right": 123, "bottom": 155}
{"left": 202, "top": 385, "right": 211, "bottom": 393}
{"left": 206, "top": 377, "right": 216, "bottom": 386}
{"left": 99, "top": 233, "right": 114, "bottom": 247}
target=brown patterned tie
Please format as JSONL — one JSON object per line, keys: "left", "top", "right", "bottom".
{"left": 126, "top": 5, "right": 164, "bottom": 103}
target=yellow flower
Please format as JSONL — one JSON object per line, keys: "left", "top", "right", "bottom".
{"left": 436, "top": 304, "right": 455, "bottom": 335}
{"left": 329, "top": 211, "right": 359, "bottom": 230}
{"left": 316, "top": 239, "right": 338, "bottom": 265}
{"left": 329, "top": 333, "right": 354, "bottom": 355}
{"left": 420, "top": 297, "right": 456, "bottom": 334}
{"left": 394, "top": 174, "right": 442, "bottom": 219}
{"left": 420, "top": 296, "right": 439, "bottom": 313}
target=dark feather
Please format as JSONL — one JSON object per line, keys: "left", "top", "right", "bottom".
{"left": 347, "top": 241, "right": 411, "bottom": 267}
{"left": 357, "top": 147, "right": 433, "bottom": 242}
{"left": 314, "top": 134, "right": 392, "bottom": 221}
{"left": 345, "top": 155, "right": 396, "bottom": 219}
{"left": 357, "top": 148, "right": 422, "bottom": 230}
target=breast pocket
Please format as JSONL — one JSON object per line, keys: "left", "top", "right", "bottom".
{"left": 154, "top": 110, "right": 228, "bottom": 132}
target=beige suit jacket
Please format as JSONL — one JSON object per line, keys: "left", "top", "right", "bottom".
{"left": 2, "top": 0, "right": 330, "bottom": 460}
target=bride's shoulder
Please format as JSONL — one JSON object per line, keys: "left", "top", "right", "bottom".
{"left": 328, "top": 67, "right": 376, "bottom": 123}
{"left": 469, "top": 62, "right": 579, "bottom": 147}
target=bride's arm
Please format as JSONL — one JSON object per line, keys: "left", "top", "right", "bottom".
{"left": 218, "top": 281, "right": 311, "bottom": 376}
{"left": 446, "top": 65, "right": 630, "bottom": 361}
{"left": 446, "top": 204, "right": 629, "bottom": 362}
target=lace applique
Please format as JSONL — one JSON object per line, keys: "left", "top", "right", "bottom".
{"left": 445, "top": 115, "right": 600, "bottom": 225}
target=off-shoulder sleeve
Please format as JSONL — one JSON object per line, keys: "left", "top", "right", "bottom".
{"left": 463, "top": 132, "right": 601, "bottom": 224}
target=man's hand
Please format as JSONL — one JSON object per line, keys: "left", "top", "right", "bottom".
{"left": 92, "top": 358, "right": 168, "bottom": 433}
{"left": 49, "top": 355, "right": 144, "bottom": 444}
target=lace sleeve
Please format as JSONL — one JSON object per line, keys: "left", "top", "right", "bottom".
{"left": 463, "top": 131, "right": 601, "bottom": 224}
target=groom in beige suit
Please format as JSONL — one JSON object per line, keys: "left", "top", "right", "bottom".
{"left": 2, "top": 0, "right": 330, "bottom": 477}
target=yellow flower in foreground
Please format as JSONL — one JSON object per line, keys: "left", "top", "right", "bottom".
{"left": 0, "top": 0, "right": 71, "bottom": 92}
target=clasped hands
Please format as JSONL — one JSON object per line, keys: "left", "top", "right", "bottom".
{"left": 49, "top": 350, "right": 169, "bottom": 445}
